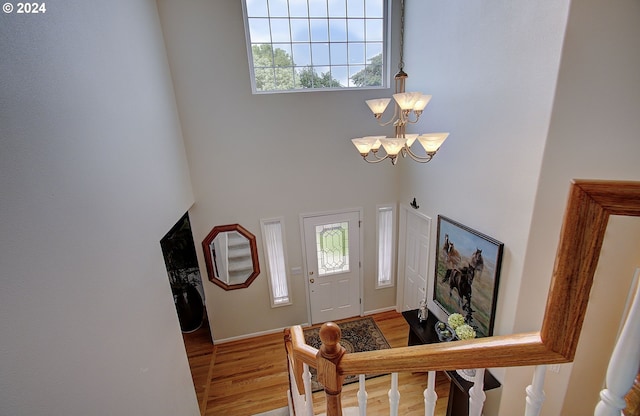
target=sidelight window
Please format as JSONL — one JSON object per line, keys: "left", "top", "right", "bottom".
{"left": 260, "top": 217, "right": 291, "bottom": 306}
{"left": 376, "top": 204, "right": 395, "bottom": 288}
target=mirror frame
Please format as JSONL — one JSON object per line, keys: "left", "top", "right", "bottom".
{"left": 201, "top": 223, "right": 260, "bottom": 290}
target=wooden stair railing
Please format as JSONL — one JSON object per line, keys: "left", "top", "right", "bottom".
{"left": 284, "top": 180, "right": 640, "bottom": 416}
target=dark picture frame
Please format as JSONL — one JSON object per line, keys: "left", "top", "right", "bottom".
{"left": 433, "top": 216, "right": 504, "bottom": 337}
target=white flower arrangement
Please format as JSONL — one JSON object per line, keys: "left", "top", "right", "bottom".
{"left": 455, "top": 324, "right": 476, "bottom": 340}
{"left": 447, "top": 313, "right": 465, "bottom": 329}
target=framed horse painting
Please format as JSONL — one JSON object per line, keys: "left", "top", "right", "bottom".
{"left": 433, "top": 216, "right": 504, "bottom": 338}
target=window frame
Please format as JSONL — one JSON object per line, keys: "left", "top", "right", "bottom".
{"left": 375, "top": 203, "right": 396, "bottom": 289}
{"left": 241, "top": 0, "right": 391, "bottom": 94}
{"left": 260, "top": 216, "right": 292, "bottom": 307}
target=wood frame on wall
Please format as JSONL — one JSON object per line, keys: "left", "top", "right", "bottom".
{"left": 201, "top": 223, "right": 260, "bottom": 291}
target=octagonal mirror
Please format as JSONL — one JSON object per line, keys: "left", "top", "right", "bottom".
{"left": 202, "top": 224, "right": 260, "bottom": 290}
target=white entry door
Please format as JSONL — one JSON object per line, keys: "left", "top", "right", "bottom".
{"left": 302, "top": 210, "right": 362, "bottom": 324}
{"left": 400, "top": 208, "right": 431, "bottom": 311}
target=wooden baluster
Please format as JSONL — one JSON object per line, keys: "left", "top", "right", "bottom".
{"left": 388, "top": 372, "right": 400, "bottom": 416}
{"left": 595, "top": 280, "right": 640, "bottom": 416}
{"left": 423, "top": 371, "right": 438, "bottom": 416}
{"left": 317, "top": 322, "right": 346, "bottom": 416}
{"left": 468, "top": 369, "right": 486, "bottom": 416}
{"left": 525, "top": 365, "right": 547, "bottom": 416}
{"left": 357, "top": 374, "right": 367, "bottom": 416}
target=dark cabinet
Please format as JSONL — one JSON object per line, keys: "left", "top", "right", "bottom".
{"left": 402, "top": 309, "right": 501, "bottom": 416}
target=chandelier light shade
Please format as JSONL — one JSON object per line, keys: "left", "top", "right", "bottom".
{"left": 365, "top": 99, "right": 392, "bottom": 117}
{"left": 418, "top": 133, "right": 449, "bottom": 153}
{"left": 351, "top": 0, "right": 449, "bottom": 165}
{"left": 380, "top": 138, "right": 407, "bottom": 156}
{"left": 405, "top": 133, "right": 419, "bottom": 147}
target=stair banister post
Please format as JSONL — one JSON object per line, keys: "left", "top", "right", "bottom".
{"left": 357, "top": 374, "right": 367, "bottom": 416}
{"left": 595, "top": 277, "right": 640, "bottom": 416}
{"left": 424, "top": 371, "right": 438, "bottom": 416}
{"left": 317, "top": 322, "right": 346, "bottom": 416}
{"left": 525, "top": 365, "right": 547, "bottom": 416}
{"left": 468, "top": 368, "right": 486, "bottom": 416}
{"left": 303, "top": 363, "right": 314, "bottom": 416}
{"left": 388, "top": 372, "right": 400, "bottom": 416}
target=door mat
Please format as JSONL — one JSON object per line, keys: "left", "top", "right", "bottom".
{"left": 303, "top": 317, "right": 391, "bottom": 392}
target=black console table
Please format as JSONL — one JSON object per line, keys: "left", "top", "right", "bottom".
{"left": 402, "top": 309, "right": 501, "bottom": 416}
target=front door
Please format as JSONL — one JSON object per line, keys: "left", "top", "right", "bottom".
{"left": 302, "top": 210, "right": 361, "bottom": 324}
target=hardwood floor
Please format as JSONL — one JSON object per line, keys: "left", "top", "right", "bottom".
{"left": 625, "top": 372, "right": 640, "bottom": 416}
{"left": 183, "top": 310, "right": 451, "bottom": 416}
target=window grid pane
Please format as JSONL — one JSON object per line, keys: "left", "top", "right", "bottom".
{"left": 244, "top": 0, "right": 387, "bottom": 92}
{"left": 291, "top": 19, "right": 310, "bottom": 42}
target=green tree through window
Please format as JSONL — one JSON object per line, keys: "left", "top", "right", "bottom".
{"left": 298, "top": 67, "right": 343, "bottom": 88}
{"left": 252, "top": 44, "right": 295, "bottom": 91}
{"left": 351, "top": 53, "right": 383, "bottom": 87}
{"left": 252, "top": 44, "right": 343, "bottom": 90}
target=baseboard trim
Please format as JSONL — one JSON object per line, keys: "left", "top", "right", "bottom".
{"left": 364, "top": 306, "right": 398, "bottom": 315}
{"left": 214, "top": 307, "right": 398, "bottom": 344}
{"left": 214, "top": 322, "right": 309, "bottom": 344}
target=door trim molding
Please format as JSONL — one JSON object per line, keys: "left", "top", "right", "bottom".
{"left": 299, "top": 207, "right": 364, "bottom": 325}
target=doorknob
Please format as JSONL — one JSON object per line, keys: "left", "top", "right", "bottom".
{"left": 309, "top": 278, "right": 315, "bottom": 284}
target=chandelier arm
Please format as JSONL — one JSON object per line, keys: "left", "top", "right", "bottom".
{"left": 370, "top": 149, "right": 389, "bottom": 161}
{"left": 376, "top": 117, "right": 398, "bottom": 128}
{"left": 374, "top": 103, "right": 401, "bottom": 127}
{"left": 363, "top": 153, "right": 390, "bottom": 163}
{"left": 404, "top": 146, "right": 437, "bottom": 163}
{"left": 404, "top": 113, "right": 421, "bottom": 124}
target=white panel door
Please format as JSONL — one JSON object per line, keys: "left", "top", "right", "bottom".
{"left": 402, "top": 210, "right": 430, "bottom": 311}
{"left": 302, "top": 211, "right": 361, "bottom": 324}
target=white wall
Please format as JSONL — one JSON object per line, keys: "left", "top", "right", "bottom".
{"left": 0, "top": 1, "right": 198, "bottom": 415}
{"left": 157, "top": 0, "right": 402, "bottom": 340}
{"left": 502, "top": 0, "right": 640, "bottom": 414}
{"left": 399, "top": 0, "right": 570, "bottom": 414}
{"left": 401, "top": 0, "right": 640, "bottom": 414}
{"left": 400, "top": 2, "right": 569, "bottom": 408}
{"left": 401, "top": 0, "right": 570, "bottom": 338}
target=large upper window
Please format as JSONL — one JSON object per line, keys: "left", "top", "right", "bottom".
{"left": 242, "top": 0, "right": 388, "bottom": 93}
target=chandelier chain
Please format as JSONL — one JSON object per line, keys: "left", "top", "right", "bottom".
{"left": 398, "top": 0, "right": 405, "bottom": 72}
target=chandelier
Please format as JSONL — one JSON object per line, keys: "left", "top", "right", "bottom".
{"left": 351, "top": 0, "right": 449, "bottom": 165}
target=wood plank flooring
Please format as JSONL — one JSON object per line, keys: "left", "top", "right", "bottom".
{"left": 183, "top": 310, "right": 451, "bottom": 416}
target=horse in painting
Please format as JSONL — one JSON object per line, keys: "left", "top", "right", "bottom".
{"left": 469, "top": 248, "right": 484, "bottom": 278}
{"left": 448, "top": 248, "right": 484, "bottom": 322}
{"left": 448, "top": 266, "right": 474, "bottom": 311}
{"left": 441, "top": 234, "right": 462, "bottom": 283}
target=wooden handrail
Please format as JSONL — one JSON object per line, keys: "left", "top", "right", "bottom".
{"left": 289, "top": 325, "right": 318, "bottom": 366}
{"left": 284, "top": 180, "right": 640, "bottom": 416}
{"left": 287, "top": 330, "right": 567, "bottom": 375}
